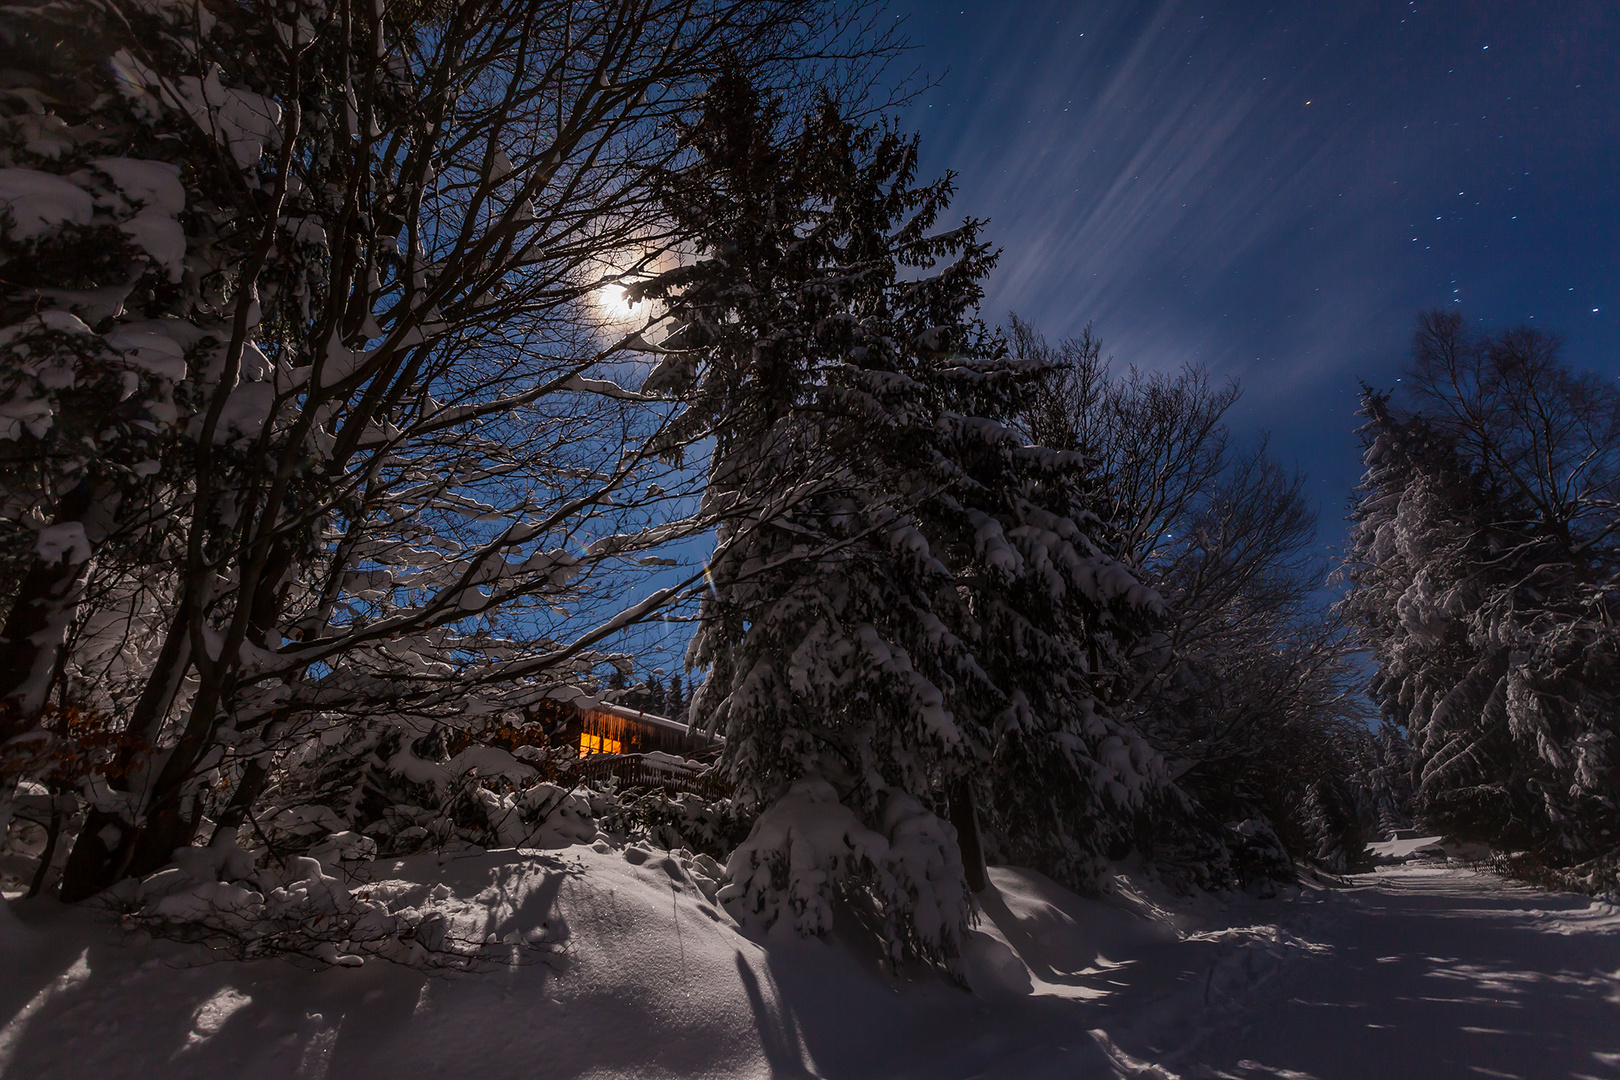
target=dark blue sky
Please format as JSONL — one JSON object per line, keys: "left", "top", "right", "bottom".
{"left": 892, "top": 0, "right": 1619, "bottom": 555}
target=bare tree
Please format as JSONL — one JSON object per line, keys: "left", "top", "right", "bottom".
{"left": 0, "top": 0, "right": 901, "bottom": 898}
{"left": 1008, "top": 316, "right": 1369, "bottom": 869}
{"left": 1343, "top": 310, "right": 1620, "bottom": 863}
{"left": 1404, "top": 311, "right": 1620, "bottom": 566}
{"left": 1009, "top": 315, "right": 1236, "bottom": 577}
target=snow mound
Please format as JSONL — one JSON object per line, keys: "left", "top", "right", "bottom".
{"left": 719, "top": 776, "right": 970, "bottom": 965}
{"left": 14, "top": 856, "right": 1609, "bottom": 1080}
{"left": 0, "top": 845, "right": 1214, "bottom": 1078}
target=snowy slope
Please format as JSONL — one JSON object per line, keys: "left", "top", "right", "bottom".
{"left": 2, "top": 853, "right": 1616, "bottom": 1079}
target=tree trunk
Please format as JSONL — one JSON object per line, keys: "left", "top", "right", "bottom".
{"left": 948, "top": 777, "right": 988, "bottom": 893}
{"left": 124, "top": 796, "right": 201, "bottom": 880}
{"left": 57, "top": 807, "right": 133, "bottom": 903}
{"left": 61, "top": 534, "right": 295, "bottom": 896}
{"left": 123, "top": 678, "right": 225, "bottom": 880}
{"left": 208, "top": 756, "right": 269, "bottom": 846}
{"left": 124, "top": 536, "right": 293, "bottom": 879}
{"left": 25, "top": 792, "right": 65, "bottom": 899}
{"left": 57, "top": 602, "right": 196, "bottom": 902}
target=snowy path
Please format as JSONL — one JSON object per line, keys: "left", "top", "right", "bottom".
{"left": 1, "top": 856, "right": 1616, "bottom": 1079}
{"left": 1117, "top": 866, "right": 1620, "bottom": 1080}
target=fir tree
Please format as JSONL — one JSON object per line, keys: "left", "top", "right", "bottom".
{"left": 637, "top": 74, "right": 989, "bottom": 965}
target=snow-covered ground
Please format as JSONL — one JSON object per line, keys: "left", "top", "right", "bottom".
{"left": 2, "top": 850, "right": 1616, "bottom": 1079}
{"left": 1161, "top": 865, "right": 1620, "bottom": 1080}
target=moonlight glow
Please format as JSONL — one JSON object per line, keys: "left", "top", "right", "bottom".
{"left": 597, "top": 283, "right": 639, "bottom": 321}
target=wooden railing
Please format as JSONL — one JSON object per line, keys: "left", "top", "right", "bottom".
{"left": 570, "top": 752, "right": 729, "bottom": 798}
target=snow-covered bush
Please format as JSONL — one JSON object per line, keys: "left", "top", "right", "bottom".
{"left": 1222, "top": 818, "right": 1295, "bottom": 895}
{"left": 719, "top": 777, "right": 970, "bottom": 968}
{"left": 254, "top": 719, "right": 605, "bottom": 857}
{"left": 113, "top": 842, "right": 557, "bottom": 968}
{"left": 599, "top": 786, "right": 751, "bottom": 861}
{"left": 1494, "top": 847, "right": 1620, "bottom": 901}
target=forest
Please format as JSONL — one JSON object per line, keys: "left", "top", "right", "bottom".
{"left": 0, "top": 0, "right": 1615, "bottom": 992}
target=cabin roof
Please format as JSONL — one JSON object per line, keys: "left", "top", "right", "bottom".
{"left": 585, "top": 699, "right": 719, "bottom": 740}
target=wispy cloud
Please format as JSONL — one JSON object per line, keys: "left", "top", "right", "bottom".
{"left": 896, "top": 0, "right": 1620, "bottom": 515}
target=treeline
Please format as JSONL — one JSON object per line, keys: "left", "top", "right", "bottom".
{"left": 5, "top": 0, "right": 1581, "bottom": 976}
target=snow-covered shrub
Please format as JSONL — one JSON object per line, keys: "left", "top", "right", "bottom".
{"left": 1494, "top": 847, "right": 1620, "bottom": 901}
{"left": 113, "top": 842, "right": 556, "bottom": 968}
{"left": 599, "top": 787, "right": 751, "bottom": 861}
{"left": 719, "top": 777, "right": 970, "bottom": 969}
{"left": 1141, "top": 806, "right": 1237, "bottom": 894}
{"left": 1, "top": 781, "right": 55, "bottom": 892}
{"left": 257, "top": 720, "right": 604, "bottom": 858}
{"left": 1222, "top": 819, "right": 1295, "bottom": 895}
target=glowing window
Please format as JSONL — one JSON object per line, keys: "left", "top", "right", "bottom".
{"left": 578, "top": 733, "right": 621, "bottom": 756}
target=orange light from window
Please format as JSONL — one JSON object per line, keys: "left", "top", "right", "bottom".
{"left": 578, "top": 733, "right": 621, "bottom": 756}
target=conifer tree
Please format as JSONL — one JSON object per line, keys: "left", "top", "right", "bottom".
{"left": 636, "top": 74, "right": 989, "bottom": 964}
{"left": 640, "top": 75, "right": 1162, "bottom": 963}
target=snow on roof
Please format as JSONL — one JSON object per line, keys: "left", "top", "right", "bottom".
{"left": 584, "top": 699, "right": 720, "bottom": 740}
{"left": 1366, "top": 835, "right": 1446, "bottom": 861}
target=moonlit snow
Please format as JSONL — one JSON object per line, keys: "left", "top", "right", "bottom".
{"left": 3, "top": 847, "right": 1615, "bottom": 1079}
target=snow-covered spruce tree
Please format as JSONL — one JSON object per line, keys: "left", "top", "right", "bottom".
{"left": 1342, "top": 310, "right": 1620, "bottom": 864}
{"left": 1347, "top": 720, "right": 1414, "bottom": 839}
{"left": 638, "top": 75, "right": 1159, "bottom": 965}
{"left": 1009, "top": 317, "right": 1369, "bottom": 879}
{"left": 0, "top": 0, "right": 886, "bottom": 903}
{"left": 927, "top": 364, "right": 1165, "bottom": 892}
{"left": 0, "top": 19, "right": 201, "bottom": 718}
{"left": 636, "top": 76, "right": 990, "bottom": 966}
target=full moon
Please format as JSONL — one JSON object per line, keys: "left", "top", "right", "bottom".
{"left": 597, "top": 283, "right": 638, "bottom": 321}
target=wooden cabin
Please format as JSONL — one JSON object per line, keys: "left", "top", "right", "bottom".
{"left": 558, "top": 699, "right": 720, "bottom": 760}
{"left": 506, "top": 696, "right": 720, "bottom": 763}
{"left": 456, "top": 696, "right": 724, "bottom": 795}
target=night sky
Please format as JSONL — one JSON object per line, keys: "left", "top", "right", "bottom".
{"left": 892, "top": 0, "right": 1619, "bottom": 558}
